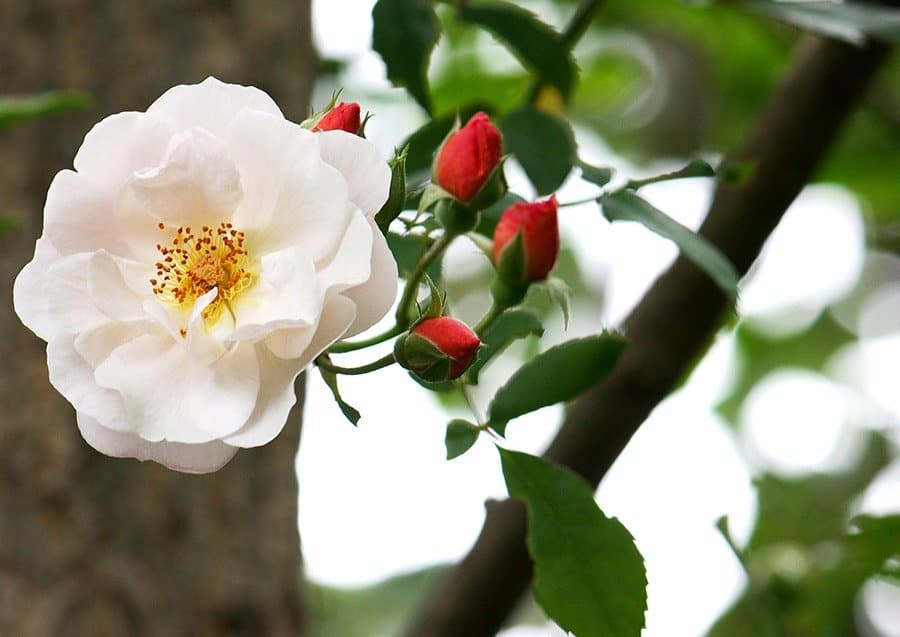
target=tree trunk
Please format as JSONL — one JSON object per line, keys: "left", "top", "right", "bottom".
{"left": 0, "top": 2, "right": 315, "bottom": 635}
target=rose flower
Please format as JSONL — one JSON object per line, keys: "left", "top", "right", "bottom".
{"left": 14, "top": 78, "right": 398, "bottom": 473}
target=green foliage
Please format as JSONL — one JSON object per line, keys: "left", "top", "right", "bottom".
{"left": 600, "top": 189, "right": 739, "bottom": 301}
{"left": 307, "top": 565, "right": 447, "bottom": 637}
{"left": 457, "top": 1, "right": 577, "bottom": 99}
{"left": 501, "top": 107, "right": 576, "bottom": 194}
{"left": 488, "top": 333, "right": 625, "bottom": 427}
{"left": 708, "top": 433, "right": 896, "bottom": 637}
{"left": 466, "top": 308, "right": 544, "bottom": 384}
{"left": 579, "top": 161, "right": 613, "bottom": 188}
{"left": 746, "top": 0, "right": 900, "bottom": 45}
{"left": 386, "top": 232, "right": 442, "bottom": 283}
{"left": 445, "top": 419, "right": 480, "bottom": 459}
{"left": 0, "top": 91, "right": 92, "bottom": 132}
{"left": 499, "top": 448, "right": 647, "bottom": 637}
{"left": 716, "top": 313, "right": 856, "bottom": 425}
{"left": 542, "top": 276, "right": 572, "bottom": 328}
{"left": 372, "top": 0, "right": 440, "bottom": 113}
{"left": 0, "top": 216, "right": 22, "bottom": 234}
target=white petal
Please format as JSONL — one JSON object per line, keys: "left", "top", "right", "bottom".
{"left": 317, "top": 130, "right": 392, "bottom": 218}
{"left": 315, "top": 210, "right": 374, "bottom": 298}
{"left": 226, "top": 245, "right": 322, "bottom": 343}
{"left": 48, "top": 334, "right": 129, "bottom": 431}
{"left": 341, "top": 220, "right": 399, "bottom": 337}
{"left": 124, "top": 128, "right": 242, "bottom": 228}
{"left": 13, "top": 236, "right": 61, "bottom": 341}
{"left": 44, "top": 254, "right": 109, "bottom": 334}
{"left": 184, "top": 342, "right": 260, "bottom": 439}
{"left": 44, "top": 170, "right": 131, "bottom": 257}
{"left": 227, "top": 295, "right": 356, "bottom": 447}
{"left": 264, "top": 291, "right": 356, "bottom": 361}
{"left": 77, "top": 412, "right": 238, "bottom": 474}
{"left": 87, "top": 251, "right": 147, "bottom": 322}
{"left": 93, "top": 333, "right": 197, "bottom": 442}
{"left": 147, "top": 77, "right": 283, "bottom": 138}
{"left": 73, "top": 111, "right": 174, "bottom": 187}
{"left": 94, "top": 332, "right": 259, "bottom": 443}
{"left": 226, "top": 108, "right": 353, "bottom": 263}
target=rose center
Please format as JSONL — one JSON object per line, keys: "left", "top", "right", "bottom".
{"left": 150, "top": 222, "right": 253, "bottom": 325}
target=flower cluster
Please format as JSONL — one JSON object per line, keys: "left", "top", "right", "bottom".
{"left": 15, "top": 88, "right": 564, "bottom": 472}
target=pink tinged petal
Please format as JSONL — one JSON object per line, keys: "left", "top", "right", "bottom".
{"left": 124, "top": 127, "right": 243, "bottom": 228}
{"left": 73, "top": 111, "right": 174, "bottom": 187}
{"left": 341, "top": 220, "right": 399, "bottom": 338}
{"left": 226, "top": 245, "right": 322, "bottom": 343}
{"left": 316, "top": 130, "right": 392, "bottom": 219}
{"left": 43, "top": 170, "right": 131, "bottom": 257}
{"left": 48, "top": 334, "right": 129, "bottom": 431}
{"left": 184, "top": 342, "right": 260, "bottom": 439}
{"left": 147, "top": 76, "right": 283, "bottom": 139}
{"left": 76, "top": 412, "right": 238, "bottom": 474}
{"left": 13, "top": 236, "right": 61, "bottom": 341}
{"left": 227, "top": 295, "right": 357, "bottom": 447}
{"left": 225, "top": 109, "right": 353, "bottom": 263}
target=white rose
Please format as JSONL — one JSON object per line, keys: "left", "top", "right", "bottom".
{"left": 13, "top": 77, "right": 398, "bottom": 473}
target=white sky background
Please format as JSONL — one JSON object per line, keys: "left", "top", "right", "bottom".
{"left": 301, "top": 2, "right": 900, "bottom": 635}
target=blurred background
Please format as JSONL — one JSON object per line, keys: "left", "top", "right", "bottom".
{"left": 1, "top": 1, "right": 898, "bottom": 636}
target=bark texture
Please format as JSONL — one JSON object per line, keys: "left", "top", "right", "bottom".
{"left": 0, "top": 2, "right": 315, "bottom": 635}
{"left": 404, "top": 35, "right": 893, "bottom": 637}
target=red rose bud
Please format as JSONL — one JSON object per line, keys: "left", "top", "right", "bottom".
{"left": 434, "top": 112, "right": 502, "bottom": 203}
{"left": 394, "top": 317, "right": 481, "bottom": 382}
{"left": 493, "top": 196, "right": 560, "bottom": 284}
{"left": 313, "top": 102, "right": 361, "bottom": 133}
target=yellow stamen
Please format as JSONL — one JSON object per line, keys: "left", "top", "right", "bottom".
{"left": 151, "top": 221, "right": 253, "bottom": 326}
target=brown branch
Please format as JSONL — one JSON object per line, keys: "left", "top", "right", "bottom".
{"left": 403, "top": 34, "right": 891, "bottom": 637}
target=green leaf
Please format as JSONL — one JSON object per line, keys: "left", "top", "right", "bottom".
{"left": 318, "top": 366, "right": 361, "bottom": 426}
{"left": 476, "top": 191, "right": 525, "bottom": 237}
{"left": 501, "top": 107, "right": 576, "bottom": 195}
{"left": 627, "top": 158, "right": 716, "bottom": 189}
{"left": 372, "top": 0, "right": 440, "bottom": 113}
{"left": 458, "top": 1, "right": 577, "bottom": 98}
{"left": 746, "top": 1, "right": 900, "bottom": 45}
{"left": 488, "top": 333, "right": 625, "bottom": 423}
{"left": 499, "top": 448, "right": 647, "bottom": 637}
{"left": 0, "top": 91, "right": 92, "bottom": 131}
{"left": 601, "top": 190, "right": 739, "bottom": 301}
{"left": 466, "top": 309, "right": 544, "bottom": 384}
{"left": 445, "top": 419, "right": 480, "bottom": 460}
{"left": 543, "top": 276, "right": 572, "bottom": 329}
{"left": 386, "top": 232, "right": 442, "bottom": 283}
{"left": 579, "top": 161, "right": 613, "bottom": 188}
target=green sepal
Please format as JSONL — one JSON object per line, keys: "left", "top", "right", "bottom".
{"left": 435, "top": 198, "right": 480, "bottom": 235}
{"left": 465, "top": 158, "right": 509, "bottom": 211}
{"left": 300, "top": 89, "right": 343, "bottom": 129}
{"left": 394, "top": 331, "right": 454, "bottom": 383}
{"left": 418, "top": 182, "right": 455, "bottom": 214}
{"left": 419, "top": 273, "right": 446, "bottom": 319}
{"left": 376, "top": 145, "right": 409, "bottom": 234}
